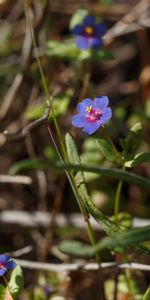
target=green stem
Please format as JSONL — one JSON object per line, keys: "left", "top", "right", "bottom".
{"left": 23, "top": 0, "right": 67, "bottom": 160}
{"left": 24, "top": 4, "right": 105, "bottom": 296}
{"left": 114, "top": 179, "right": 123, "bottom": 224}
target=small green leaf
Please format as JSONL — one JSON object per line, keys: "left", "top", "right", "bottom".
{"left": 97, "top": 138, "right": 123, "bottom": 165}
{"left": 58, "top": 240, "right": 93, "bottom": 257}
{"left": 25, "top": 103, "right": 44, "bottom": 120}
{"left": 125, "top": 152, "right": 150, "bottom": 168}
{"left": 121, "top": 122, "right": 142, "bottom": 160}
{"left": 95, "top": 225, "right": 150, "bottom": 252}
{"left": 69, "top": 8, "right": 89, "bottom": 30}
{"left": 143, "top": 286, "right": 150, "bottom": 300}
{"left": 8, "top": 265, "right": 24, "bottom": 299}
{"left": 25, "top": 89, "right": 72, "bottom": 120}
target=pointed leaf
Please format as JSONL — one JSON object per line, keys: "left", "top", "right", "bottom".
{"left": 143, "top": 286, "right": 150, "bottom": 300}
{"left": 125, "top": 152, "right": 150, "bottom": 168}
{"left": 8, "top": 265, "right": 24, "bottom": 300}
{"left": 121, "top": 122, "right": 142, "bottom": 160}
{"left": 58, "top": 240, "right": 93, "bottom": 257}
{"left": 97, "top": 138, "right": 123, "bottom": 165}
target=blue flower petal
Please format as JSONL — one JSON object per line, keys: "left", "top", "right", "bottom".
{"left": 94, "top": 23, "right": 107, "bottom": 36}
{"left": 83, "top": 15, "right": 96, "bottom": 26}
{"left": 93, "top": 96, "right": 109, "bottom": 110}
{"left": 76, "top": 36, "right": 89, "bottom": 50}
{"left": 88, "top": 37, "right": 102, "bottom": 49}
{"left": 72, "top": 114, "right": 86, "bottom": 128}
{"left": 0, "top": 255, "right": 10, "bottom": 263}
{"left": 6, "top": 260, "right": 16, "bottom": 270}
{"left": 0, "top": 268, "right": 7, "bottom": 276}
{"left": 72, "top": 24, "right": 84, "bottom": 35}
{"left": 83, "top": 121, "right": 101, "bottom": 135}
{"left": 101, "top": 107, "right": 112, "bottom": 124}
{"left": 77, "top": 98, "right": 93, "bottom": 113}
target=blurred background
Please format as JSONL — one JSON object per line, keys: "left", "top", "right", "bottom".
{"left": 0, "top": 0, "right": 150, "bottom": 299}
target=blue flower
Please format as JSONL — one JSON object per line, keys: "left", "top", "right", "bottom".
{"left": 0, "top": 254, "right": 16, "bottom": 276}
{"left": 72, "top": 15, "right": 107, "bottom": 50}
{"left": 72, "top": 96, "right": 112, "bottom": 135}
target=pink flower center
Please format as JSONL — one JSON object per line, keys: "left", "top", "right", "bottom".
{"left": 0, "top": 262, "right": 5, "bottom": 269}
{"left": 86, "top": 105, "right": 102, "bottom": 123}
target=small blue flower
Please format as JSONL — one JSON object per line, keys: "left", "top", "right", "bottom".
{"left": 72, "top": 96, "right": 112, "bottom": 135}
{"left": 0, "top": 254, "right": 16, "bottom": 276}
{"left": 72, "top": 15, "right": 107, "bottom": 50}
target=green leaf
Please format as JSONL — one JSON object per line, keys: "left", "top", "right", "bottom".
{"left": 143, "top": 286, "right": 150, "bottom": 300}
{"left": 110, "top": 212, "right": 133, "bottom": 230}
{"left": 97, "top": 138, "right": 123, "bottom": 165}
{"left": 46, "top": 40, "right": 114, "bottom": 62}
{"left": 69, "top": 8, "right": 89, "bottom": 30}
{"left": 78, "top": 49, "right": 114, "bottom": 61}
{"left": 8, "top": 265, "right": 24, "bottom": 300}
{"left": 58, "top": 240, "right": 93, "bottom": 257}
{"left": 46, "top": 40, "right": 80, "bottom": 61}
{"left": 95, "top": 225, "right": 150, "bottom": 252}
{"left": 125, "top": 152, "right": 150, "bottom": 168}
{"left": 25, "top": 103, "right": 44, "bottom": 120}
{"left": 121, "top": 122, "right": 142, "bottom": 160}
{"left": 65, "top": 133, "right": 119, "bottom": 235}
{"left": 25, "top": 89, "right": 72, "bottom": 120}
{"left": 10, "top": 160, "right": 150, "bottom": 190}
{"left": 0, "top": 284, "right": 6, "bottom": 299}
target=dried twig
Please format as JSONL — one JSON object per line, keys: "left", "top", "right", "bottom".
{"left": 14, "top": 259, "right": 150, "bottom": 272}
{"left": 1, "top": 102, "right": 51, "bottom": 143}
{"left": 0, "top": 175, "right": 32, "bottom": 185}
{"left": 0, "top": 211, "right": 149, "bottom": 230}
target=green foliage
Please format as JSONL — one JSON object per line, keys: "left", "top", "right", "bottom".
{"left": 0, "top": 284, "right": 6, "bottom": 298}
{"left": 10, "top": 159, "right": 150, "bottom": 190}
{"left": 97, "top": 138, "right": 123, "bottom": 165}
{"left": 125, "top": 152, "right": 150, "bottom": 168}
{"left": 46, "top": 40, "right": 114, "bottom": 62}
{"left": 25, "top": 89, "right": 73, "bottom": 120}
{"left": 58, "top": 240, "right": 93, "bottom": 257}
{"left": 69, "top": 8, "right": 89, "bottom": 30}
{"left": 143, "top": 286, "right": 150, "bottom": 300}
{"left": 8, "top": 265, "right": 24, "bottom": 300}
{"left": 95, "top": 225, "right": 150, "bottom": 253}
{"left": 59, "top": 225, "right": 150, "bottom": 257}
{"left": 121, "top": 122, "right": 142, "bottom": 161}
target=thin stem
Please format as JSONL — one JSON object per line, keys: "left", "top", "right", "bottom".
{"left": 114, "top": 179, "right": 123, "bottom": 224}
{"left": 24, "top": 3, "right": 105, "bottom": 295}
{"left": 23, "top": 0, "right": 66, "bottom": 160}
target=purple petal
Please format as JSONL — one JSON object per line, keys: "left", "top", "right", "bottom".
{"left": 6, "top": 260, "right": 16, "bottom": 270}
{"left": 83, "top": 121, "right": 101, "bottom": 135}
{"left": 0, "top": 255, "right": 10, "bottom": 263}
{"left": 93, "top": 96, "right": 109, "bottom": 110}
{"left": 0, "top": 268, "right": 7, "bottom": 276}
{"left": 72, "top": 24, "right": 84, "bottom": 35}
{"left": 77, "top": 98, "right": 93, "bottom": 113}
{"left": 101, "top": 107, "right": 112, "bottom": 124}
{"left": 72, "top": 114, "right": 86, "bottom": 128}
{"left": 88, "top": 37, "right": 102, "bottom": 49}
{"left": 94, "top": 23, "right": 107, "bottom": 36}
{"left": 76, "top": 37, "right": 89, "bottom": 50}
{"left": 83, "top": 16, "right": 96, "bottom": 26}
